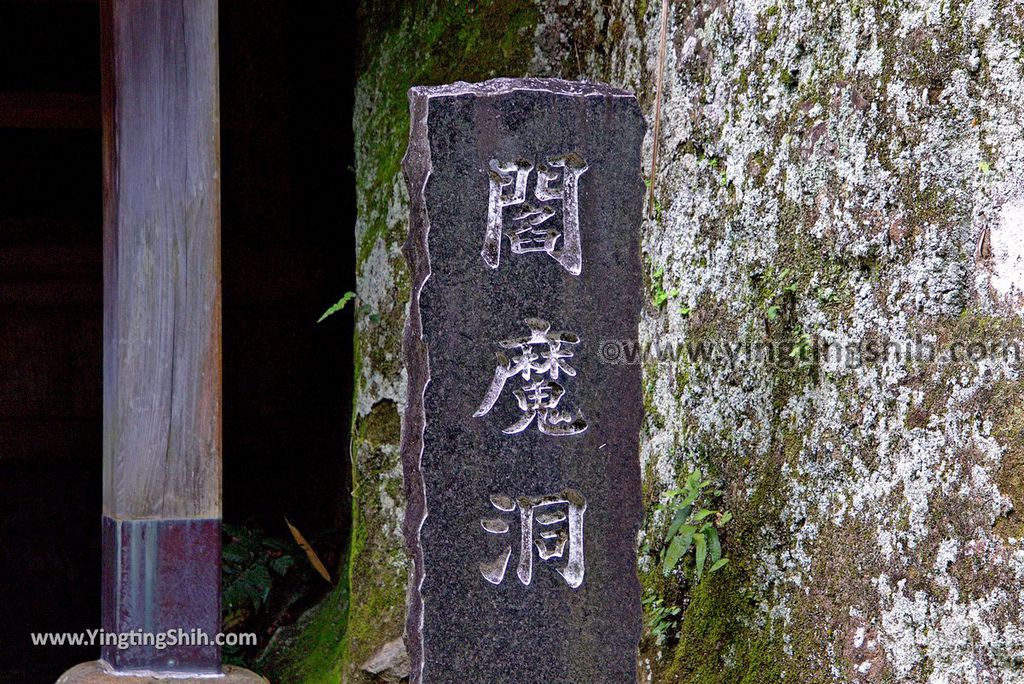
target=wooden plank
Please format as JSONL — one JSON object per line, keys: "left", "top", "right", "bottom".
{"left": 0, "top": 92, "right": 100, "bottom": 129}
{"left": 0, "top": 419, "right": 101, "bottom": 461}
{"left": 0, "top": 279, "right": 101, "bottom": 308}
{"left": 101, "top": 0, "right": 221, "bottom": 520}
{"left": 0, "top": 218, "right": 97, "bottom": 246}
{"left": 0, "top": 244, "right": 101, "bottom": 271}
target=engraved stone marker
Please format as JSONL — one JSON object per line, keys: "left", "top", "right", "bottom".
{"left": 402, "top": 79, "right": 644, "bottom": 683}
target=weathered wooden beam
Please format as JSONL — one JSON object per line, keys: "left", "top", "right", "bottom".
{"left": 57, "top": 1, "right": 257, "bottom": 681}
{"left": 0, "top": 93, "right": 100, "bottom": 129}
{"left": 101, "top": 0, "right": 221, "bottom": 522}
{"left": 89, "top": 0, "right": 228, "bottom": 675}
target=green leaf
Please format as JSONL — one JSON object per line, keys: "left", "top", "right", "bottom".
{"left": 979, "top": 159, "right": 992, "bottom": 175}
{"left": 262, "top": 537, "right": 294, "bottom": 552}
{"left": 682, "top": 487, "right": 701, "bottom": 504}
{"left": 718, "top": 511, "right": 733, "bottom": 525}
{"left": 663, "top": 528, "right": 694, "bottom": 574}
{"left": 708, "top": 558, "right": 730, "bottom": 573}
{"left": 664, "top": 507, "right": 691, "bottom": 543}
{"left": 767, "top": 305, "right": 780, "bottom": 319}
{"left": 228, "top": 563, "right": 272, "bottom": 612}
{"left": 223, "top": 582, "right": 248, "bottom": 611}
{"left": 706, "top": 526, "right": 722, "bottom": 563}
{"left": 270, "top": 554, "right": 295, "bottom": 576}
{"left": 693, "top": 508, "right": 715, "bottom": 522}
{"left": 653, "top": 267, "right": 664, "bottom": 279}
{"left": 317, "top": 291, "right": 356, "bottom": 323}
{"left": 222, "top": 543, "right": 251, "bottom": 565}
{"left": 694, "top": 533, "right": 707, "bottom": 580}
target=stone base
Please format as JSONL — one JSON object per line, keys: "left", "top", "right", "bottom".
{"left": 57, "top": 661, "right": 268, "bottom": 684}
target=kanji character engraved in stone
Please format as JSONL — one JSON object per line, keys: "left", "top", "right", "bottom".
{"left": 473, "top": 318, "right": 587, "bottom": 436}
{"left": 479, "top": 490, "right": 587, "bottom": 588}
{"left": 481, "top": 153, "right": 588, "bottom": 275}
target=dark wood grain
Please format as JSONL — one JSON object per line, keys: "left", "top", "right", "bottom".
{"left": 101, "top": 0, "right": 221, "bottom": 519}
{"left": 0, "top": 92, "right": 100, "bottom": 129}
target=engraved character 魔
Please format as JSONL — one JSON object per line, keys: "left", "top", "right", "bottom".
{"left": 473, "top": 318, "right": 587, "bottom": 436}
{"left": 482, "top": 153, "right": 588, "bottom": 275}
{"left": 479, "top": 490, "right": 587, "bottom": 588}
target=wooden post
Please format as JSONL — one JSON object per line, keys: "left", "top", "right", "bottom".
{"left": 60, "top": 2, "right": 260, "bottom": 680}
{"left": 100, "top": 0, "right": 221, "bottom": 672}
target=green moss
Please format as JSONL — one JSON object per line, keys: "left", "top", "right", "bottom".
{"left": 342, "top": 400, "right": 408, "bottom": 680}
{"left": 277, "top": 2, "right": 547, "bottom": 679}
{"left": 645, "top": 372, "right": 667, "bottom": 430}
{"left": 258, "top": 582, "right": 351, "bottom": 683}
{"left": 354, "top": 0, "right": 541, "bottom": 273}
{"left": 653, "top": 461, "right": 793, "bottom": 683}
{"left": 667, "top": 569, "right": 785, "bottom": 683}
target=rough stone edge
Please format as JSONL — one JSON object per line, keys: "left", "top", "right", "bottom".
{"left": 56, "top": 662, "right": 267, "bottom": 684}
{"left": 398, "top": 87, "right": 432, "bottom": 684}
{"left": 409, "top": 76, "right": 635, "bottom": 100}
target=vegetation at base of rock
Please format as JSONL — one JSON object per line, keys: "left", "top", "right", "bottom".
{"left": 657, "top": 471, "right": 732, "bottom": 580}
{"left": 221, "top": 523, "right": 331, "bottom": 672}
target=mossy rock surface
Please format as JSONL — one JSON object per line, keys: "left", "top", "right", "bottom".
{"left": 274, "top": 0, "right": 1024, "bottom": 681}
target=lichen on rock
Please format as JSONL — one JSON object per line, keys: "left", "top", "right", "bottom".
{"left": 282, "top": 0, "right": 1024, "bottom": 681}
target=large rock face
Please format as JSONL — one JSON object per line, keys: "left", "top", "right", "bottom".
{"left": 285, "top": 1, "right": 1024, "bottom": 681}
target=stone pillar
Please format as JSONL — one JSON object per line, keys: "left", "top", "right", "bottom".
{"left": 401, "top": 79, "right": 646, "bottom": 683}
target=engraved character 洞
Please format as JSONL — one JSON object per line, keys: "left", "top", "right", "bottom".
{"left": 479, "top": 490, "right": 587, "bottom": 588}
{"left": 473, "top": 318, "right": 587, "bottom": 436}
{"left": 482, "top": 153, "right": 588, "bottom": 275}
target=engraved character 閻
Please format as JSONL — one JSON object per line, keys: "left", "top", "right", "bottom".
{"left": 482, "top": 153, "right": 588, "bottom": 275}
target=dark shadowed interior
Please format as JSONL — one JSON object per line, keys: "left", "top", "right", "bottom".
{"left": 0, "top": 1, "right": 355, "bottom": 679}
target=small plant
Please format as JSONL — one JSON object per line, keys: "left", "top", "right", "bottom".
{"left": 642, "top": 588, "right": 681, "bottom": 647}
{"left": 318, "top": 291, "right": 380, "bottom": 324}
{"left": 650, "top": 267, "right": 679, "bottom": 308}
{"left": 789, "top": 329, "right": 814, "bottom": 362}
{"left": 657, "top": 471, "right": 732, "bottom": 580}
{"left": 222, "top": 524, "right": 298, "bottom": 630}
{"left": 779, "top": 267, "right": 798, "bottom": 294}
{"left": 765, "top": 267, "right": 801, "bottom": 322}
{"left": 318, "top": 291, "right": 356, "bottom": 323}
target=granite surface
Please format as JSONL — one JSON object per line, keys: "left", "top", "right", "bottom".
{"left": 401, "top": 78, "right": 645, "bottom": 683}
